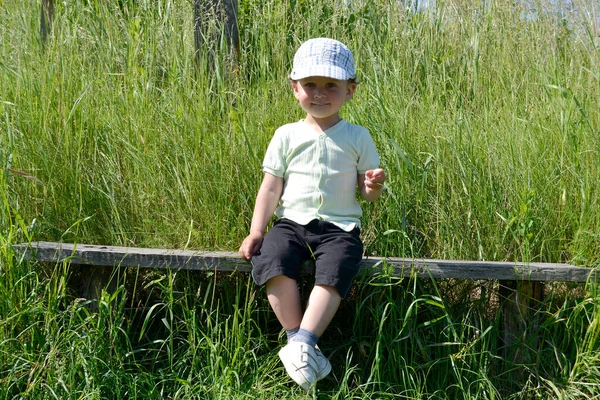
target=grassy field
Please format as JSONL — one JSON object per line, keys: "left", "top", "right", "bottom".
{"left": 1, "top": 0, "right": 600, "bottom": 398}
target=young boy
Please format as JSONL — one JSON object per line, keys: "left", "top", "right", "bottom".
{"left": 239, "top": 38, "right": 386, "bottom": 390}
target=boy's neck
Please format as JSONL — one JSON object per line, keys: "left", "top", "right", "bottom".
{"left": 303, "top": 114, "right": 342, "bottom": 133}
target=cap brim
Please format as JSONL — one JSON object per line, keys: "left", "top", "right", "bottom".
{"left": 290, "top": 65, "right": 355, "bottom": 81}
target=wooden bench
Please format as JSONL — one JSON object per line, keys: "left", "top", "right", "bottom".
{"left": 14, "top": 241, "right": 593, "bottom": 280}
{"left": 13, "top": 241, "right": 598, "bottom": 368}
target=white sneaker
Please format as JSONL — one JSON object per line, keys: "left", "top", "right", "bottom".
{"left": 278, "top": 342, "right": 319, "bottom": 390}
{"left": 314, "top": 345, "right": 332, "bottom": 381}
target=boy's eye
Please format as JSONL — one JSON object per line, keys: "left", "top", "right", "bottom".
{"left": 301, "top": 81, "right": 339, "bottom": 89}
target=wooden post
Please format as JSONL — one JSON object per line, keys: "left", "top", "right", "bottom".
{"left": 193, "top": 0, "right": 239, "bottom": 72}
{"left": 40, "top": 0, "right": 54, "bottom": 45}
{"left": 499, "top": 280, "right": 545, "bottom": 380}
{"left": 74, "top": 265, "right": 118, "bottom": 311}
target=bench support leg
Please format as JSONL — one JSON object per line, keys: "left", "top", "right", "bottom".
{"left": 499, "top": 280, "right": 545, "bottom": 382}
{"left": 75, "top": 265, "right": 118, "bottom": 310}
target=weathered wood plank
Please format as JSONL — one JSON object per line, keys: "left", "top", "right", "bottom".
{"left": 14, "top": 242, "right": 596, "bottom": 283}
{"left": 16, "top": 242, "right": 248, "bottom": 271}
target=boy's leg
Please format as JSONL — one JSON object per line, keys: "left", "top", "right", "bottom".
{"left": 302, "top": 222, "right": 361, "bottom": 337}
{"left": 288, "top": 284, "right": 337, "bottom": 383}
{"left": 252, "top": 219, "right": 324, "bottom": 389}
{"left": 253, "top": 220, "right": 311, "bottom": 331}
{"left": 267, "top": 280, "right": 341, "bottom": 389}
{"left": 267, "top": 280, "right": 341, "bottom": 342}
{"left": 266, "top": 275, "right": 303, "bottom": 331}
{"left": 290, "top": 222, "right": 362, "bottom": 383}
{"left": 300, "top": 284, "right": 341, "bottom": 337}
{"left": 269, "top": 275, "right": 322, "bottom": 389}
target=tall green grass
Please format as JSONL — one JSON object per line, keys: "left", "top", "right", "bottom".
{"left": 2, "top": 0, "right": 598, "bottom": 262}
{"left": 2, "top": 0, "right": 600, "bottom": 398}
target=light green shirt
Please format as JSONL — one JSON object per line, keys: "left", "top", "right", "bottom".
{"left": 263, "top": 119, "right": 380, "bottom": 231}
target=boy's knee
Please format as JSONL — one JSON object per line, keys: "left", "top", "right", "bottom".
{"left": 314, "top": 284, "right": 341, "bottom": 297}
{"left": 266, "top": 275, "right": 297, "bottom": 289}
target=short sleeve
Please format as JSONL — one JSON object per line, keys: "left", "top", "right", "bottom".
{"left": 262, "top": 128, "right": 287, "bottom": 177}
{"left": 356, "top": 129, "right": 380, "bottom": 174}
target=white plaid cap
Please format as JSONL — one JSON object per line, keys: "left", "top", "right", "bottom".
{"left": 290, "top": 38, "right": 356, "bottom": 81}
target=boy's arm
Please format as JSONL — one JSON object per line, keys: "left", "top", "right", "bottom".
{"left": 239, "top": 172, "right": 284, "bottom": 260}
{"left": 358, "top": 168, "right": 386, "bottom": 202}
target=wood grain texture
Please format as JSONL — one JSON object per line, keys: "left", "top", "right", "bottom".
{"left": 14, "top": 242, "right": 596, "bottom": 282}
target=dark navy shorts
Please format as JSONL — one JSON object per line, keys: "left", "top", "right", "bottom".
{"left": 250, "top": 218, "right": 363, "bottom": 298}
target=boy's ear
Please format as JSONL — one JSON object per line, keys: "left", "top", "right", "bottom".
{"left": 291, "top": 80, "right": 302, "bottom": 99}
{"left": 345, "top": 82, "right": 358, "bottom": 100}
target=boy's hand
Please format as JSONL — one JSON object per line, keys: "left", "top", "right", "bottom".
{"left": 239, "top": 231, "right": 264, "bottom": 260}
{"left": 364, "top": 168, "right": 386, "bottom": 189}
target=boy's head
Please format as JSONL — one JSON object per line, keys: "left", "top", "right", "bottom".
{"left": 290, "top": 38, "right": 356, "bottom": 81}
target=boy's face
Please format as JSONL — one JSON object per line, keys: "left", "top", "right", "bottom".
{"left": 292, "top": 76, "right": 357, "bottom": 125}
